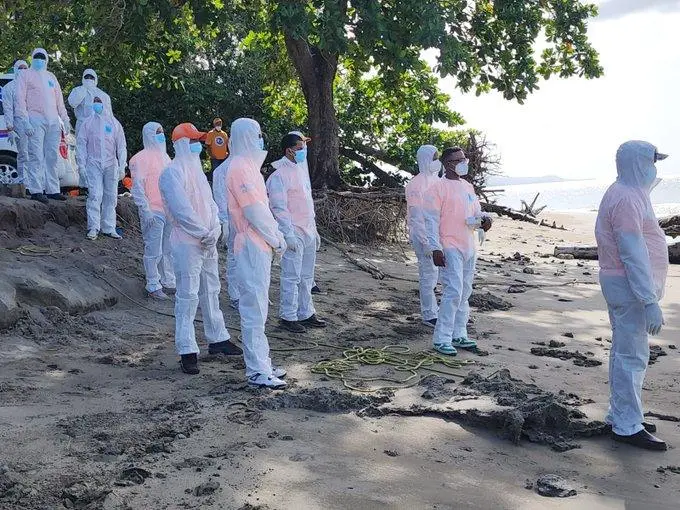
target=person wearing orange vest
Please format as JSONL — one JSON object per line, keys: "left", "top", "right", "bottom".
{"left": 204, "top": 117, "right": 229, "bottom": 184}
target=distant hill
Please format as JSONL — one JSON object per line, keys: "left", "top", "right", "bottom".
{"left": 486, "top": 175, "right": 567, "bottom": 186}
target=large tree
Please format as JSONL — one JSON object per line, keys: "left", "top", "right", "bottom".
{"left": 258, "top": 0, "right": 602, "bottom": 188}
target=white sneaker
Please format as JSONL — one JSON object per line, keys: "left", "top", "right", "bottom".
{"left": 102, "top": 230, "right": 122, "bottom": 239}
{"left": 272, "top": 366, "right": 287, "bottom": 378}
{"left": 248, "top": 373, "right": 287, "bottom": 389}
{"left": 86, "top": 229, "right": 98, "bottom": 240}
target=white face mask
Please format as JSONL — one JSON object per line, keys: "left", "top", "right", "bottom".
{"left": 83, "top": 78, "right": 96, "bottom": 88}
{"left": 429, "top": 160, "right": 442, "bottom": 175}
{"left": 455, "top": 160, "right": 469, "bottom": 176}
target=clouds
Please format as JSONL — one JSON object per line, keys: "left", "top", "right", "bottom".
{"left": 597, "top": 0, "right": 680, "bottom": 21}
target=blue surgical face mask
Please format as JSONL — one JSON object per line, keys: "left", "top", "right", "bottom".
{"left": 294, "top": 147, "right": 307, "bottom": 164}
{"left": 92, "top": 103, "right": 104, "bottom": 114}
{"left": 190, "top": 142, "right": 203, "bottom": 154}
{"left": 155, "top": 133, "right": 166, "bottom": 144}
{"left": 32, "top": 59, "right": 46, "bottom": 71}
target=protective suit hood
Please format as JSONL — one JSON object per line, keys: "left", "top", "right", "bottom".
{"left": 31, "top": 48, "right": 49, "bottom": 67}
{"left": 173, "top": 137, "right": 199, "bottom": 161}
{"left": 616, "top": 140, "right": 661, "bottom": 190}
{"left": 416, "top": 145, "right": 439, "bottom": 175}
{"left": 82, "top": 68, "right": 98, "bottom": 86}
{"left": 229, "top": 118, "right": 267, "bottom": 169}
{"left": 13, "top": 60, "right": 28, "bottom": 74}
{"left": 142, "top": 122, "right": 165, "bottom": 151}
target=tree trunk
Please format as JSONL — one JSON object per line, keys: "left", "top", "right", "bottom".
{"left": 284, "top": 35, "right": 345, "bottom": 190}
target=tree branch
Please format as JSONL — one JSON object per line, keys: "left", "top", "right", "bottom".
{"left": 339, "top": 147, "right": 402, "bottom": 188}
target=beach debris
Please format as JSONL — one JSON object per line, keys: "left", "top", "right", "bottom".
{"left": 530, "top": 347, "right": 602, "bottom": 367}
{"left": 520, "top": 193, "right": 547, "bottom": 218}
{"left": 118, "top": 466, "right": 152, "bottom": 485}
{"left": 257, "top": 387, "right": 391, "bottom": 413}
{"left": 669, "top": 344, "right": 677, "bottom": 350}
{"left": 562, "top": 332, "right": 574, "bottom": 338}
{"left": 193, "top": 481, "right": 220, "bottom": 497}
{"left": 522, "top": 267, "right": 535, "bottom": 274}
{"left": 657, "top": 466, "right": 680, "bottom": 474}
{"left": 508, "top": 285, "right": 527, "bottom": 294}
{"left": 469, "top": 292, "right": 513, "bottom": 311}
{"left": 383, "top": 450, "right": 399, "bottom": 457}
{"left": 649, "top": 345, "right": 668, "bottom": 365}
{"left": 535, "top": 474, "right": 577, "bottom": 498}
{"left": 289, "top": 453, "right": 315, "bottom": 462}
{"left": 550, "top": 340, "right": 566, "bottom": 348}
{"left": 644, "top": 411, "right": 680, "bottom": 423}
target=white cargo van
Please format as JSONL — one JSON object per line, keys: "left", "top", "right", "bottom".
{"left": 0, "top": 72, "right": 79, "bottom": 189}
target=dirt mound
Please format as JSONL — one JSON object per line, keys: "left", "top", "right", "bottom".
{"left": 469, "top": 291, "right": 513, "bottom": 311}
{"left": 530, "top": 347, "right": 602, "bottom": 367}
{"left": 256, "top": 387, "right": 392, "bottom": 413}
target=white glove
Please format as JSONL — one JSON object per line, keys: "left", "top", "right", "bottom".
{"left": 119, "top": 166, "right": 126, "bottom": 180}
{"left": 23, "top": 121, "right": 35, "bottom": 137}
{"left": 276, "top": 236, "right": 288, "bottom": 257}
{"left": 285, "top": 234, "right": 299, "bottom": 253}
{"left": 221, "top": 222, "right": 229, "bottom": 247}
{"left": 315, "top": 232, "right": 321, "bottom": 251}
{"left": 466, "top": 216, "right": 482, "bottom": 229}
{"left": 7, "top": 130, "right": 18, "bottom": 146}
{"left": 645, "top": 303, "right": 664, "bottom": 336}
{"left": 477, "top": 228, "right": 486, "bottom": 245}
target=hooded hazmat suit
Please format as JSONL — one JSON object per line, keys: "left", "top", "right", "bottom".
{"left": 424, "top": 169, "right": 487, "bottom": 347}
{"left": 130, "top": 122, "right": 175, "bottom": 292}
{"left": 15, "top": 48, "right": 71, "bottom": 196}
{"left": 67, "top": 69, "right": 112, "bottom": 135}
{"left": 76, "top": 101, "right": 126, "bottom": 234}
{"left": 405, "top": 145, "right": 441, "bottom": 322}
{"left": 212, "top": 161, "right": 239, "bottom": 306}
{"left": 2, "top": 60, "right": 29, "bottom": 183}
{"left": 158, "top": 129, "right": 230, "bottom": 356}
{"left": 595, "top": 140, "right": 669, "bottom": 437}
{"left": 266, "top": 148, "right": 319, "bottom": 322}
{"left": 216, "top": 118, "right": 286, "bottom": 379}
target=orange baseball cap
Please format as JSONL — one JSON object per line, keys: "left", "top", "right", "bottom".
{"left": 171, "top": 123, "right": 207, "bottom": 142}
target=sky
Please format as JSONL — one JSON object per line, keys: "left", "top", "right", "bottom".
{"left": 437, "top": 0, "right": 680, "bottom": 179}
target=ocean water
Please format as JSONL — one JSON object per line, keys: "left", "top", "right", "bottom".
{"left": 493, "top": 176, "right": 680, "bottom": 217}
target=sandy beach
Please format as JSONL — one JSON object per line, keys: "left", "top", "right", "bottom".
{"left": 0, "top": 197, "right": 678, "bottom": 510}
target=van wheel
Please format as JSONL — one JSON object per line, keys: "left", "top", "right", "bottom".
{"left": 0, "top": 154, "right": 19, "bottom": 185}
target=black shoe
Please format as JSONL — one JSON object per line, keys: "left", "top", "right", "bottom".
{"left": 300, "top": 314, "right": 327, "bottom": 328}
{"left": 208, "top": 340, "right": 243, "bottom": 356}
{"left": 643, "top": 421, "right": 657, "bottom": 434}
{"left": 612, "top": 429, "right": 667, "bottom": 451}
{"left": 46, "top": 193, "right": 66, "bottom": 201}
{"left": 180, "top": 353, "right": 199, "bottom": 375}
{"left": 31, "top": 193, "right": 48, "bottom": 204}
{"left": 311, "top": 285, "right": 323, "bottom": 295}
{"left": 280, "top": 319, "right": 306, "bottom": 333}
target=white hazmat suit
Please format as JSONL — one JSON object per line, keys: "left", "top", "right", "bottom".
{"left": 67, "top": 69, "right": 112, "bottom": 136}
{"left": 130, "top": 122, "right": 175, "bottom": 292}
{"left": 159, "top": 133, "right": 230, "bottom": 356}
{"left": 267, "top": 152, "right": 320, "bottom": 322}
{"left": 215, "top": 118, "right": 287, "bottom": 383}
{"left": 15, "top": 48, "right": 71, "bottom": 196}
{"left": 76, "top": 102, "right": 126, "bottom": 235}
{"left": 212, "top": 162, "right": 240, "bottom": 306}
{"left": 595, "top": 141, "right": 669, "bottom": 437}
{"left": 2, "top": 60, "right": 29, "bottom": 183}
{"left": 405, "top": 145, "right": 440, "bottom": 323}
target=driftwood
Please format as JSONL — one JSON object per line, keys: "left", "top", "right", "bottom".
{"left": 321, "top": 236, "right": 386, "bottom": 279}
{"left": 519, "top": 193, "right": 547, "bottom": 218}
{"left": 659, "top": 215, "right": 680, "bottom": 238}
{"left": 555, "top": 244, "right": 680, "bottom": 264}
{"left": 554, "top": 246, "right": 598, "bottom": 260}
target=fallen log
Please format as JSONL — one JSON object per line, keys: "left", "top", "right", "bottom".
{"left": 554, "top": 243, "right": 680, "bottom": 264}
{"left": 481, "top": 202, "right": 539, "bottom": 224}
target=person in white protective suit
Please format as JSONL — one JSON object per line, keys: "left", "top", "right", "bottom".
{"left": 217, "top": 117, "right": 289, "bottom": 388}
{"left": 424, "top": 147, "right": 492, "bottom": 356}
{"left": 159, "top": 122, "right": 242, "bottom": 375}
{"left": 2, "top": 60, "right": 29, "bottom": 184}
{"left": 283, "top": 130, "right": 324, "bottom": 295}
{"left": 405, "top": 145, "right": 441, "bottom": 327}
{"left": 266, "top": 133, "right": 326, "bottom": 333}
{"left": 67, "top": 69, "right": 112, "bottom": 136}
{"left": 15, "top": 48, "right": 71, "bottom": 203}
{"left": 595, "top": 140, "right": 669, "bottom": 451}
{"left": 129, "top": 122, "right": 176, "bottom": 299}
{"left": 76, "top": 96, "right": 127, "bottom": 240}
{"left": 213, "top": 161, "right": 240, "bottom": 312}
